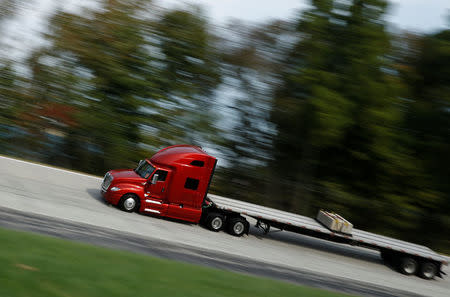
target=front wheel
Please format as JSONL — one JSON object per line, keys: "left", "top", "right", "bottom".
{"left": 119, "top": 194, "right": 139, "bottom": 213}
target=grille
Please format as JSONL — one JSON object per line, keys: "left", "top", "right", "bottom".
{"left": 102, "top": 172, "right": 113, "bottom": 191}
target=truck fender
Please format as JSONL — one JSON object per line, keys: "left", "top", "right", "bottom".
{"left": 112, "top": 183, "right": 145, "bottom": 200}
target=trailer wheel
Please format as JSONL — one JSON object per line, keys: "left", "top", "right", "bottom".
{"left": 206, "top": 213, "right": 225, "bottom": 232}
{"left": 399, "top": 257, "right": 418, "bottom": 275}
{"left": 119, "top": 194, "right": 139, "bottom": 213}
{"left": 227, "top": 217, "right": 249, "bottom": 237}
{"left": 418, "top": 261, "right": 437, "bottom": 280}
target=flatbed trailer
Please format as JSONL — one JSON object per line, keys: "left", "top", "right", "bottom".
{"left": 207, "top": 194, "right": 448, "bottom": 279}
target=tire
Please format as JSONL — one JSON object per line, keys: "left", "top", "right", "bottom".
{"left": 206, "top": 213, "right": 225, "bottom": 232}
{"left": 119, "top": 194, "right": 139, "bottom": 213}
{"left": 418, "top": 261, "right": 438, "bottom": 280}
{"left": 398, "top": 257, "right": 418, "bottom": 275}
{"left": 227, "top": 216, "right": 249, "bottom": 237}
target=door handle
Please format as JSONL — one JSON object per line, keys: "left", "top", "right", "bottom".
{"left": 162, "top": 187, "right": 165, "bottom": 193}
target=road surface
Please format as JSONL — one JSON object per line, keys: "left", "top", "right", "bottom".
{"left": 0, "top": 156, "right": 449, "bottom": 296}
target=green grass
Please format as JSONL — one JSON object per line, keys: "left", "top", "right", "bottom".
{"left": 0, "top": 227, "right": 352, "bottom": 297}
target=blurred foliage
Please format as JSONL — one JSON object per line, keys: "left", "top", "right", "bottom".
{"left": 396, "top": 29, "right": 450, "bottom": 249}
{"left": 0, "top": 0, "right": 449, "bottom": 252}
{"left": 154, "top": 8, "right": 222, "bottom": 145}
{"left": 271, "top": 0, "right": 419, "bottom": 236}
{"left": 213, "top": 19, "right": 292, "bottom": 206}
{"left": 0, "top": 0, "right": 24, "bottom": 23}
{"left": 2, "top": 0, "right": 222, "bottom": 172}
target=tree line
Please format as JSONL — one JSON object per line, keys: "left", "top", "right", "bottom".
{"left": 0, "top": 0, "right": 449, "bottom": 252}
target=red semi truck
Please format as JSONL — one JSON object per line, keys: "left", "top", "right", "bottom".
{"left": 100, "top": 145, "right": 236, "bottom": 231}
{"left": 101, "top": 145, "right": 448, "bottom": 279}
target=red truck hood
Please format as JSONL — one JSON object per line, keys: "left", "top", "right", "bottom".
{"left": 109, "top": 169, "right": 146, "bottom": 183}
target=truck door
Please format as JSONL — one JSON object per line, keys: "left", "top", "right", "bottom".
{"left": 142, "top": 169, "right": 170, "bottom": 216}
{"left": 166, "top": 176, "right": 203, "bottom": 223}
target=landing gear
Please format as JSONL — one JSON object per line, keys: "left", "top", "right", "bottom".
{"left": 256, "top": 220, "right": 271, "bottom": 234}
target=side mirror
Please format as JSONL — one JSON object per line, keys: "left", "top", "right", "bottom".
{"left": 151, "top": 174, "right": 159, "bottom": 184}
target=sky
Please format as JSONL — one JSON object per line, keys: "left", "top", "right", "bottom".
{"left": 159, "top": 0, "right": 449, "bottom": 31}
{"left": 1, "top": 0, "right": 449, "bottom": 61}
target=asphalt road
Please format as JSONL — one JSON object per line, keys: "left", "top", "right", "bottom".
{"left": 0, "top": 156, "right": 449, "bottom": 297}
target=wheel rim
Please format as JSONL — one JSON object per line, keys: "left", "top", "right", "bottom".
{"left": 422, "top": 263, "right": 436, "bottom": 279}
{"left": 233, "top": 222, "right": 245, "bottom": 235}
{"left": 403, "top": 259, "right": 417, "bottom": 274}
{"left": 123, "top": 197, "right": 136, "bottom": 211}
{"left": 211, "top": 217, "right": 223, "bottom": 230}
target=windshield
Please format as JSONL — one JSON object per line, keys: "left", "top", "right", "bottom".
{"left": 135, "top": 160, "right": 155, "bottom": 179}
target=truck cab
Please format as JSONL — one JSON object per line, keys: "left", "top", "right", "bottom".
{"left": 101, "top": 145, "right": 217, "bottom": 223}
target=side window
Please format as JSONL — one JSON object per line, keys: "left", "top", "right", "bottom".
{"left": 190, "top": 160, "right": 204, "bottom": 167}
{"left": 184, "top": 178, "right": 199, "bottom": 190}
{"left": 154, "top": 170, "right": 168, "bottom": 182}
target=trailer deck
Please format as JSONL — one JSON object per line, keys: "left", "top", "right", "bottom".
{"left": 208, "top": 194, "right": 448, "bottom": 265}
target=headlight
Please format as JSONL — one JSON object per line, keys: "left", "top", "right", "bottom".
{"left": 110, "top": 187, "right": 121, "bottom": 192}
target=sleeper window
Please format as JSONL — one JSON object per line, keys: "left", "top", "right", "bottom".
{"left": 184, "top": 178, "right": 199, "bottom": 190}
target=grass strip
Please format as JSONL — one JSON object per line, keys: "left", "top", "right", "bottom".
{"left": 0, "top": 227, "right": 352, "bottom": 297}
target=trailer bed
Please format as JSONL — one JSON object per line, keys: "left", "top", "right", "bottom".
{"left": 208, "top": 194, "right": 448, "bottom": 264}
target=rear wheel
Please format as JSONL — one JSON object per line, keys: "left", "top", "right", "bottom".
{"left": 227, "top": 217, "right": 249, "bottom": 237}
{"left": 418, "top": 261, "right": 438, "bottom": 280}
{"left": 119, "top": 194, "right": 139, "bottom": 212}
{"left": 399, "top": 257, "right": 418, "bottom": 275}
{"left": 206, "top": 213, "right": 225, "bottom": 232}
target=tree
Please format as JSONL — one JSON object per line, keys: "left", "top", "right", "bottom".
{"left": 0, "top": 61, "right": 23, "bottom": 153}
{"left": 398, "top": 29, "right": 450, "bottom": 249}
{"left": 154, "top": 7, "right": 222, "bottom": 146}
{"left": 270, "top": 0, "right": 421, "bottom": 238}
{"left": 271, "top": 0, "right": 356, "bottom": 213}
{"left": 0, "top": 62, "right": 16, "bottom": 125}
{"left": 0, "top": 0, "right": 24, "bottom": 23}
{"left": 213, "top": 19, "right": 292, "bottom": 204}
{"left": 21, "top": 0, "right": 162, "bottom": 172}
{"left": 19, "top": 1, "right": 222, "bottom": 174}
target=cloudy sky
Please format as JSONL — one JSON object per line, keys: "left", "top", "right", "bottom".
{"left": 1, "top": 0, "right": 449, "bottom": 61}
{"left": 160, "top": 0, "right": 449, "bottom": 31}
